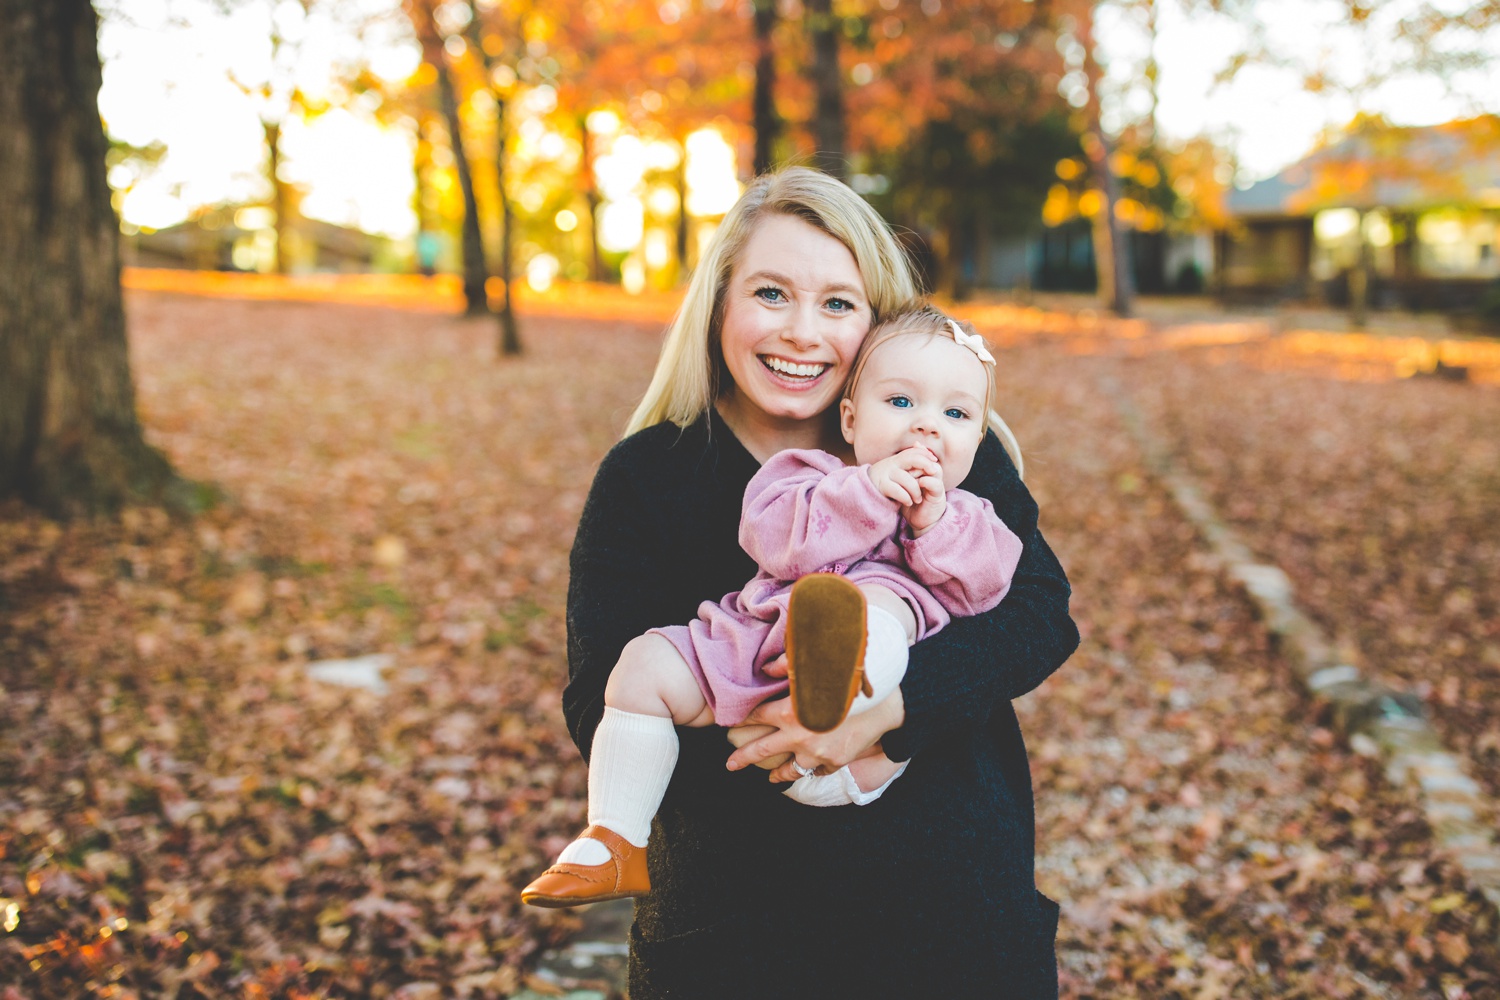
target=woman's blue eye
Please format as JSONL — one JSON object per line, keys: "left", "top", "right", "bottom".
{"left": 755, "top": 287, "right": 785, "bottom": 302}
{"left": 888, "top": 396, "right": 912, "bottom": 408}
{"left": 827, "top": 297, "right": 854, "bottom": 313}
{"left": 945, "top": 407, "right": 970, "bottom": 420}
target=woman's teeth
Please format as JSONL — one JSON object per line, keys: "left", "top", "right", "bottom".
{"left": 761, "top": 356, "right": 828, "bottom": 379}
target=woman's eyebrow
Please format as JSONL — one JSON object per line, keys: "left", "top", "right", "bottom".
{"left": 822, "top": 283, "right": 866, "bottom": 298}
{"left": 742, "top": 269, "right": 793, "bottom": 286}
{"left": 741, "top": 270, "right": 865, "bottom": 297}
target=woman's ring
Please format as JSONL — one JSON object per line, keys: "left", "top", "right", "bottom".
{"left": 791, "top": 761, "right": 816, "bottom": 778}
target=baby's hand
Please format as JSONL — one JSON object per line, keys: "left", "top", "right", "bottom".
{"left": 867, "top": 447, "right": 941, "bottom": 507}
{"left": 903, "top": 474, "right": 946, "bottom": 535}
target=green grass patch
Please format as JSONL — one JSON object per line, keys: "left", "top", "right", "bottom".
{"left": 392, "top": 423, "right": 442, "bottom": 461}
{"left": 484, "top": 596, "right": 546, "bottom": 650}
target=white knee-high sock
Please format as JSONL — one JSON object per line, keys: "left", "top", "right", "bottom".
{"left": 558, "top": 707, "right": 678, "bottom": 864}
{"left": 847, "top": 605, "right": 909, "bottom": 717}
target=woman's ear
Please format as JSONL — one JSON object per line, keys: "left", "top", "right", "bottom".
{"left": 839, "top": 398, "right": 857, "bottom": 444}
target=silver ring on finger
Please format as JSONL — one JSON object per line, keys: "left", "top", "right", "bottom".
{"left": 792, "top": 761, "right": 816, "bottom": 779}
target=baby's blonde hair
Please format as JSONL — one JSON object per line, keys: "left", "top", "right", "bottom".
{"left": 842, "top": 304, "right": 1023, "bottom": 478}
{"left": 625, "top": 167, "right": 921, "bottom": 436}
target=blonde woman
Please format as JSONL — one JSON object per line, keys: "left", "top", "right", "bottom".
{"left": 558, "top": 167, "right": 1077, "bottom": 997}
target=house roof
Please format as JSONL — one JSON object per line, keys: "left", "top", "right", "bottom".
{"left": 134, "top": 214, "right": 384, "bottom": 264}
{"left": 1228, "top": 116, "right": 1500, "bottom": 218}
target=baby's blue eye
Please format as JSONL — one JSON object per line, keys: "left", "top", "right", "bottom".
{"left": 887, "top": 395, "right": 912, "bottom": 408}
{"left": 945, "top": 407, "right": 969, "bottom": 420}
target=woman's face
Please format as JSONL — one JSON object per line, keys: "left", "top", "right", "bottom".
{"left": 717, "top": 213, "right": 870, "bottom": 433}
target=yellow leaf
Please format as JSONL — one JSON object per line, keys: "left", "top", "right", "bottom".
{"left": 373, "top": 535, "right": 407, "bottom": 568}
{"left": 228, "top": 573, "right": 267, "bottom": 617}
{"left": 1435, "top": 930, "right": 1470, "bottom": 965}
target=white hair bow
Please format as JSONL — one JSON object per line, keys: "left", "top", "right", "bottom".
{"left": 948, "top": 319, "right": 995, "bottom": 365}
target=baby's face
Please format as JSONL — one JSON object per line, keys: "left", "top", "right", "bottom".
{"left": 839, "top": 334, "right": 989, "bottom": 488}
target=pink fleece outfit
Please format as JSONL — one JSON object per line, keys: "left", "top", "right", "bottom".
{"left": 651, "top": 448, "right": 1024, "bottom": 726}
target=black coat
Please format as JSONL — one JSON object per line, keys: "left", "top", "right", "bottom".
{"left": 563, "top": 410, "right": 1079, "bottom": 999}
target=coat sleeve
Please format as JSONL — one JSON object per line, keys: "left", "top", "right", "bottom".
{"left": 881, "top": 433, "right": 1079, "bottom": 764}
{"left": 739, "top": 449, "right": 901, "bottom": 580}
{"left": 562, "top": 439, "right": 677, "bottom": 761}
{"left": 900, "top": 490, "right": 1023, "bottom": 617}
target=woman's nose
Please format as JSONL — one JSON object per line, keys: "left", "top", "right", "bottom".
{"left": 778, "top": 317, "right": 820, "bottom": 351}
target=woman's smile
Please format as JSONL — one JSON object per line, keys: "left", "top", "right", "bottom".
{"left": 759, "top": 354, "right": 832, "bottom": 382}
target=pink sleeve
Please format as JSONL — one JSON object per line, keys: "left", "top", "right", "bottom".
{"left": 901, "top": 489, "right": 1023, "bottom": 616}
{"left": 740, "top": 449, "right": 901, "bottom": 580}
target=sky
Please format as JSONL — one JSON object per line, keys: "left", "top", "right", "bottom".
{"left": 98, "top": 0, "right": 421, "bottom": 235}
{"left": 1103, "top": 0, "right": 1500, "bottom": 179}
{"left": 95, "top": 0, "right": 1500, "bottom": 239}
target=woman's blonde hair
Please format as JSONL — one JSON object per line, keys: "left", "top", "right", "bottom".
{"left": 625, "top": 167, "right": 921, "bottom": 436}
{"left": 842, "top": 304, "right": 1024, "bottom": 477}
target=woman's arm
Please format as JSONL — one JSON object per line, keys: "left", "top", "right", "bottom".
{"left": 881, "top": 432, "right": 1078, "bottom": 762}
{"left": 562, "top": 442, "right": 676, "bottom": 760}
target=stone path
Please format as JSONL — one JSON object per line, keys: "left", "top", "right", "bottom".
{"left": 1104, "top": 373, "right": 1500, "bottom": 929}
{"left": 511, "top": 900, "right": 632, "bottom": 1000}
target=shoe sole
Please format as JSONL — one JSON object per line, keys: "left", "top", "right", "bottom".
{"left": 522, "top": 888, "right": 644, "bottom": 908}
{"left": 786, "top": 574, "right": 867, "bottom": 733}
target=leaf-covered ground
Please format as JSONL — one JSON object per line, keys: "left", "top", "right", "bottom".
{"left": 2, "top": 291, "right": 1497, "bottom": 998}
{"left": 1117, "top": 353, "right": 1500, "bottom": 805}
{"left": 999, "top": 346, "right": 1500, "bottom": 999}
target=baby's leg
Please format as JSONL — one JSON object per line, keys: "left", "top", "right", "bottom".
{"left": 559, "top": 636, "right": 709, "bottom": 867}
{"left": 849, "top": 584, "right": 917, "bottom": 715}
{"left": 858, "top": 585, "right": 918, "bottom": 644}
{"left": 780, "top": 587, "right": 914, "bottom": 808}
{"left": 785, "top": 754, "right": 910, "bottom": 807}
{"left": 847, "top": 754, "right": 905, "bottom": 793}
{"left": 605, "top": 633, "right": 715, "bottom": 727}
{"left": 730, "top": 585, "right": 915, "bottom": 769}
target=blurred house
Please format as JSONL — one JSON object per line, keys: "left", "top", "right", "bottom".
{"left": 1023, "top": 223, "right": 1212, "bottom": 296}
{"left": 122, "top": 207, "right": 389, "bottom": 273}
{"left": 1216, "top": 117, "right": 1500, "bottom": 310}
{"left": 953, "top": 222, "right": 1211, "bottom": 297}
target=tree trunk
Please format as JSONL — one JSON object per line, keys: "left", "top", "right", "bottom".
{"left": 752, "top": 0, "right": 780, "bottom": 176}
{"left": 459, "top": 0, "right": 520, "bottom": 353}
{"left": 435, "top": 62, "right": 490, "bottom": 315}
{"left": 579, "top": 114, "right": 603, "bottom": 282}
{"left": 264, "top": 117, "right": 289, "bottom": 274}
{"left": 0, "top": 0, "right": 183, "bottom": 516}
{"left": 805, "top": 0, "right": 846, "bottom": 180}
{"left": 1141, "top": 0, "right": 1159, "bottom": 146}
{"left": 973, "top": 207, "right": 992, "bottom": 298}
{"left": 945, "top": 214, "right": 973, "bottom": 302}
{"left": 412, "top": 2, "right": 489, "bottom": 316}
{"left": 675, "top": 140, "right": 690, "bottom": 279}
{"left": 1350, "top": 210, "right": 1370, "bottom": 330}
{"left": 1080, "top": 5, "right": 1133, "bottom": 317}
{"left": 495, "top": 93, "right": 520, "bottom": 355}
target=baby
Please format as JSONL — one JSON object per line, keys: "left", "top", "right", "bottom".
{"left": 522, "top": 305, "right": 1023, "bottom": 907}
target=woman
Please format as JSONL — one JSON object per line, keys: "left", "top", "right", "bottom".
{"left": 562, "top": 167, "right": 1078, "bottom": 998}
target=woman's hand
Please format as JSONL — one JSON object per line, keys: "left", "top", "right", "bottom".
{"left": 726, "top": 656, "right": 905, "bottom": 782}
